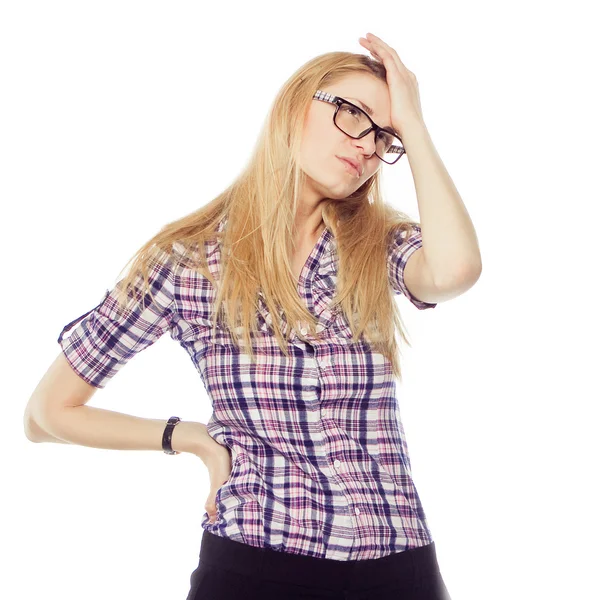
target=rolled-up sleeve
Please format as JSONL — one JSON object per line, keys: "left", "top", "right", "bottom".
{"left": 57, "top": 248, "right": 176, "bottom": 389}
{"left": 387, "top": 223, "right": 437, "bottom": 310}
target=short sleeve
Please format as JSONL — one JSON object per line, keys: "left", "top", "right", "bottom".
{"left": 57, "top": 249, "right": 176, "bottom": 389}
{"left": 387, "top": 224, "right": 437, "bottom": 310}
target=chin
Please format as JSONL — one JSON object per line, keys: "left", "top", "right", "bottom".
{"left": 329, "top": 189, "right": 358, "bottom": 200}
{"left": 305, "top": 166, "right": 366, "bottom": 199}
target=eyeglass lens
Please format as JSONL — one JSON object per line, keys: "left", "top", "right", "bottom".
{"left": 335, "top": 103, "right": 404, "bottom": 163}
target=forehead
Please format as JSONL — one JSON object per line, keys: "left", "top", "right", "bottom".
{"left": 324, "top": 73, "right": 393, "bottom": 129}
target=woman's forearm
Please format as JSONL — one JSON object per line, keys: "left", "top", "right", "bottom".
{"left": 30, "top": 405, "right": 213, "bottom": 458}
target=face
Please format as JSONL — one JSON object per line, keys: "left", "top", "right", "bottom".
{"left": 297, "top": 73, "right": 393, "bottom": 202}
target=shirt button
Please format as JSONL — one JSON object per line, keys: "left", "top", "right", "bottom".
{"left": 322, "top": 409, "right": 328, "bottom": 418}
{"left": 355, "top": 507, "right": 361, "bottom": 516}
{"left": 333, "top": 459, "right": 341, "bottom": 468}
{"left": 300, "top": 327, "right": 308, "bottom": 335}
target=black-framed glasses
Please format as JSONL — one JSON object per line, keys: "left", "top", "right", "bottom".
{"left": 312, "top": 90, "right": 405, "bottom": 164}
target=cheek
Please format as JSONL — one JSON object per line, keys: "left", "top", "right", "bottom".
{"left": 368, "top": 161, "right": 382, "bottom": 177}
{"left": 300, "top": 136, "right": 334, "bottom": 174}
{"left": 301, "top": 115, "right": 339, "bottom": 160}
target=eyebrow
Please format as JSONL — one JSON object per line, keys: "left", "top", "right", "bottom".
{"left": 345, "top": 97, "right": 398, "bottom": 135}
{"left": 346, "top": 97, "right": 374, "bottom": 117}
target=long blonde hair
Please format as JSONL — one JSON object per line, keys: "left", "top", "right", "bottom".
{"left": 114, "top": 51, "right": 421, "bottom": 382}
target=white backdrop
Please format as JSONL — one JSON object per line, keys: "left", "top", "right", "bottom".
{"left": 3, "top": 1, "right": 599, "bottom": 599}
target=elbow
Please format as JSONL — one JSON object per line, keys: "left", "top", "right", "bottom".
{"left": 23, "top": 397, "right": 59, "bottom": 443}
{"left": 432, "top": 263, "right": 482, "bottom": 301}
{"left": 441, "top": 262, "right": 482, "bottom": 290}
{"left": 465, "top": 263, "right": 482, "bottom": 286}
{"left": 24, "top": 399, "right": 43, "bottom": 442}
{"left": 23, "top": 413, "right": 43, "bottom": 443}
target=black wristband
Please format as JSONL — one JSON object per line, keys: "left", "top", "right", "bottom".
{"left": 162, "top": 416, "right": 181, "bottom": 455}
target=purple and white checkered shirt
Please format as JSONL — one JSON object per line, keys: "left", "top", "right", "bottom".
{"left": 58, "top": 216, "right": 437, "bottom": 561}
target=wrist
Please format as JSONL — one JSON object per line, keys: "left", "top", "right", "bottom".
{"left": 169, "top": 420, "right": 207, "bottom": 455}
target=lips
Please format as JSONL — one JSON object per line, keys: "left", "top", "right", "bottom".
{"left": 337, "top": 156, "right": 361, "bottom": 176}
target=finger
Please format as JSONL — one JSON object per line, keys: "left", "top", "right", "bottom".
{"left": 364, "top": 38, "right": 393, "bottom": 68}
{"left": 205, "top": 498, "right": 217, "bottom": 522}
{"left": 365, "top": 33, "right": 406, "bottom": 71}
{"left": 359, "top": 37, "right": 383, "bottom": 61}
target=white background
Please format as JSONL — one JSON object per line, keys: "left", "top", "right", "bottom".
{"left": 3, "top": 1, "right": 599, "bottom": 599}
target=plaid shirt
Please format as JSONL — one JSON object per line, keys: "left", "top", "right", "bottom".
{"left": 58, "top": 216, "right": 437, "bottom": 561}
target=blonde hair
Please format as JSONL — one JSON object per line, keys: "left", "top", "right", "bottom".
{"left": 114, "top": 51, "right": 421, "bottom": 382}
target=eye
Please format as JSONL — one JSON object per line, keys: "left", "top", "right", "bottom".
{"left": 377, "top": 131, "right": 394, "bottom": 149}
{"left": 343, "top": 106, "right": 361, "bottom": 119}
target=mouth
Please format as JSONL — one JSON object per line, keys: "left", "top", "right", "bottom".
{"left": 337, "top": 157, "right": 361, "bottom": 177}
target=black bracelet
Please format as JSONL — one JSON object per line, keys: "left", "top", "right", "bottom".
{"left": 162, "top": 416, "right": 181, "bottom": 455}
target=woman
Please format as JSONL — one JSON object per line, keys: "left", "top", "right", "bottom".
{"left": 25, "top": 33, "right": 481, "bottom": 599}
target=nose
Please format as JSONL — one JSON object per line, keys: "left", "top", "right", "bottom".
{"left": 352, "top": 129, "right": 378, "bottom": 157}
